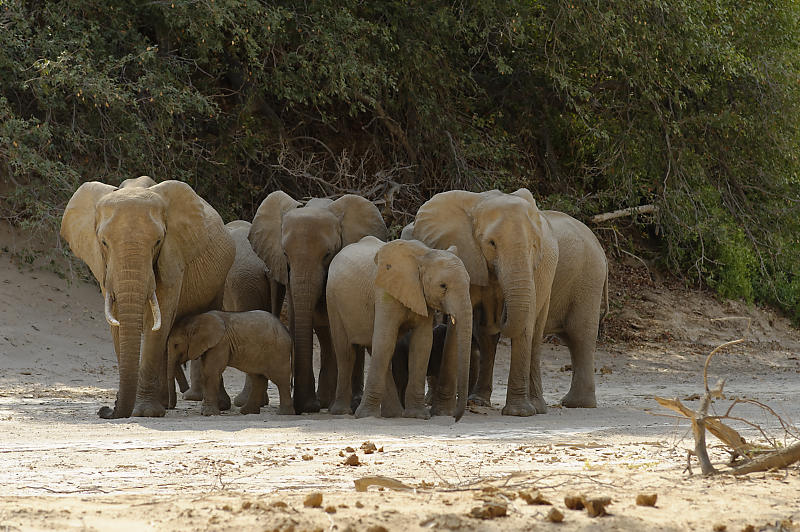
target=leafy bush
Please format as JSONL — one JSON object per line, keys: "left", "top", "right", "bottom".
{"left": 1, "top": 0, "right": 798, "bottom": 320}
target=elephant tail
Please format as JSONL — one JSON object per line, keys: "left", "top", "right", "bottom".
{"left": 597, "top": 264, "right": 610, "bottom": 340}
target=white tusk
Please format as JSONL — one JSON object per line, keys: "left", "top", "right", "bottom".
{"left": 104, "top": 290, "right": 120, "bottom": 327}
{"left": 149, "top": 290, "right": 162, "bottom": 331}
{"left": 450, "top": 315, "right": 456, "bottom": 325}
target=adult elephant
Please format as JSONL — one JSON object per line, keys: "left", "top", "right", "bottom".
{"left": 249, "top": 191, "right": 388, "bottom": 413}
{"left": 326, "top": 237, "right": 472, "bottom": 420}
{"left": 411, "top": 189, "right": 559, "bottom": 416}
{"left": 61, "top": 177, "right": 235, "bottom": 418}
{"left": 412, "top": 190, "right": 608, "bottom": 414}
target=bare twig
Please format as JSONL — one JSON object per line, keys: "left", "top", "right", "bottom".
{"left": 590, "top": 204, "right": 657, "bottom": 224}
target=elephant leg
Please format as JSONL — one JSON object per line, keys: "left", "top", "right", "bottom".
{"left": 526, "top": 307, "right": 550, "bottom": 414}
{"left": 381, "top": 364, "right": 404, "bottom": 418}
{"left": 183, "top": 360, "right": 205, "bottom": 401}
{"left": 133, "top": 329, "right": 168, "bottom": 417}
{"left": 233, "top": 374, "right": 252, "bottom": 407}
{"left": 329, "top": 325, "right": 357, "bottom": 415}
{"left": 469, "top": 330, "right": 499, "bottom": 407}
{"left": 355, "top": 312, "right": 399, "bottom": 419}
{"left": 218, "top": 374, "right": 231, "bottom": 411}
{"left": 405, "top": 324, "right": 433, "bottom": 419}
{"left": 351, "top": 346, "right": 365, "bottom": 412}
{"left": 240, "top": 374, "right": 267, "bottom": 415}
{"left": 273, "top": 368, "right": 295, "bottom": 415}
{"left": 315, "top": 324, "right": 337, "bottom": 409}
{"left": 502, "top": 330, "right": 536, "bottom": 417}
{"left": 431, "top": 323, "right": 456, "bottom": 417}
{"left": 200, "top": 352, "right": 226, "bottom": 416}
{"left": 468, "top": 336, "right": 480, "bottom": 396}
{"left": 561, "top": 317, "right": 599, "bottom": 408}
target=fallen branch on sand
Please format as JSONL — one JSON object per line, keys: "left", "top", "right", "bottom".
{"left": 655, "top": 319, "right": 800, "bottom": 476}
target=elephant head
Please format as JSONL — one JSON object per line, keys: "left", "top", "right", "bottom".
{"left": 413, "top": 188, "right": 545, "bottom": 339}
{"left": 167, "top": 313, "right": 227, "bottom": 405}
{"left": 374, "top": 240, "right": 473, "bottom": 420}
{"left": 249, "top": 191, "right": 388, "bottom": 412}
{"left": 61, "top": 178, "right": 229, "bottom": 418}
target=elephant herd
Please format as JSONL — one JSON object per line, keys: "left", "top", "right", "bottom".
{"left": 60, "top": 177, "right": 608, "bottom": 421}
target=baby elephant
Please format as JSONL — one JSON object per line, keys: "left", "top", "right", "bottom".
{"left": 168, "top": 310, "right": 294, "bottom": 416}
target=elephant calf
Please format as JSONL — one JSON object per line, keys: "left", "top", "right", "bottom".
{"left": 168, "top": 310, "right": 294, "bottom": 416}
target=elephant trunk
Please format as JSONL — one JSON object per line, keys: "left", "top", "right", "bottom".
{"left": 289, "top": 271, "right": 324, "bottom": 413}
{"left": 498, "top": 266, "right": 533, "bottom": 339}
{"left": 110, "top": 288, "right": 146, "bottom": 418}
{"left": 446, "top": 294, "right": 474, "bottom": 422}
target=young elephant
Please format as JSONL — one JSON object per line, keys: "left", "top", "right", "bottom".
{"left": 167, "top": 311, "right": 294, "bottom": 416}
{"left": 326, "top": 237, "right": 473, "bottom": 420}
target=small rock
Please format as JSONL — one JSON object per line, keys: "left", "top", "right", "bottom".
{"left": 564, "top": 494, "right": 585, "bottom": 510}
{"left": 241, "top": 501, "right": 252, "bottom": 510}
{"left": 362, "top": 441, "right": 378, "bottom": 454}
{"left": 599, "top": 365, "right": 612, "bottom": 375}
{"left": 636, "top": 493, "right": 658, "bottom": 507}
{"left": 519, "top": 490, "right": 551, "bottom": 505}
{"left": 560, "top": 364, "right": 573, "bottom": 372}
{"left": 584, "top": 497, "right": 612, "bottom": 517}
{"left": 741, "top": 526, "right": 755, "bottom": 532}
{"left": 345, "top": 454, "right": 360, "bottom": 466}
{"left": 271, "top": 501, "right": 288, "bottom": 509}
{"left": 547, "top": 508, "right": 564, "bottom": 523}
{"left": 355, "top": 501, "right": 364, "bottom": 508}
{"left": 366, "top": 526, "right": 388, "bottom": 532}
{"left": 713, "top": 525, "right": 727, "bottom": 532}
{"left": 345, "top": 446, "right": 356, "bottom": 453}
{"left": 221, "top": 504, "right": 232, "bottom": 512}
{"left": 469, "top": 503, "right": 507, "bottom": 520}
{"left": 304, "top": 492, "right": 323, "bottom": 508}
{"left": 324, "top": 505, "right": 337, "bottom": 514}
{"left": 302, "top": 454, "right": 314, "bottom": 461}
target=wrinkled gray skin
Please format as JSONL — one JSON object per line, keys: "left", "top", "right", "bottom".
{"left": 249, "top": 192, "right": 387, "bottom": 414}
{"left": 412, "top": 189, "right": 559, "bottom": 416}
{"left": 326, "top": 237, "right": 473, "bottom": 420}
{"left": 61, "top": 177, "right": 235, "bottom": 418}
{"left": 410, "top": 192, "right": 608, "bottom": 414}
{"left": 181, "top": 220, "right": 274, "bottom": 408}
{"left": 168, "top": 310, "right": 294, "bottom": 416}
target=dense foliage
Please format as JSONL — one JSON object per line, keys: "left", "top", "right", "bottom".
{"left": 1, "top": 0, "right": 798, "bottom": 319}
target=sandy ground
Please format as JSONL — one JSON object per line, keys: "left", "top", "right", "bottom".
{"left": 2, "top": 228, "right": 800, "bottom": 531}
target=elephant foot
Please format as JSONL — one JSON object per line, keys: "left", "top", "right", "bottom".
{"left": 530, "top": 396, "right": 548, "bottom": 414}
{"left": 561, "top": 390, "right": 597, "bottom": 408}
{"left": 239, "top": 404, "right": 261, "bottom": 415}
{"left": 351, "top": 393, "right": 363, "bottom": 413}
{"left": 183, "top": 388, "right": 204, "bottom": 401}
{"left": 294, "top": 395, "right": 321, "bottom": 414}
{"left": 132, "top": 400, "right": 166, "bottom": 417}
{"left": 97, "top": 406, "right": 115, "bottom": 419}
{"left": 431, "top": 401, "right": 456, "bottom": 417}
{"left": 201, "top": 404, "right": 221, "bottom": 416}
{"left": 233, "top": 390, "right": 248, "bottom": 407}
{"left": 278, "top": 405, "right": 296, "bottom": 415}
{"left": 329, "top": 398, "right": 353, "bottom": 416}
{"left": 381, "top": 401, "right": 403, "bottom": 419}
{"left": 501, "top": 399, "right": 537, "bottom": 417}
{"left": 354, "top": 402, "right": 381, "bottom": 419}
{"left": 403, "top": 406, "right": 431, "bottom": 420}
{"left": 467, "top": 393, "right": 492, "bottom": 407}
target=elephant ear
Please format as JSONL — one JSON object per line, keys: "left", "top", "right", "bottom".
{"left": 400, "top": 222, "right": 415, "bottom": 240}
{"left": 374, "top": 240, "right": 428, "bottom": 317}
{"left": 187, "top": 313, "right": 227, "bottom": 360}
{"left": 328, "top": 194, "right": 388, "bottom": 247}
{"left": 510, "top": 188, "right": 545, "bottom": 267}
{"left": 60, "top": 181, "right": 118, "bottom": 289}
{"left": 412, "top": 190, "right": 489, "bottom": 286}
{"left": 150, "top": 180, "right": 213, "bottom": 272}
{"left": 249, "top": 191, "right": 300, "bottom": 285}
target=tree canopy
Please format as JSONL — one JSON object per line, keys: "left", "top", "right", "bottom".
{"left": 1, "top": 0, "right": 798, "bottom": 320}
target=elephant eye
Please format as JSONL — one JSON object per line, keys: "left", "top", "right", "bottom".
{"left": 101, "top": 240, "right": 108, "bottom": 248}
{"left": 489, "top": 239, "right": 496, "bottom": 248}
{"left": 155, "top": 239, "right": 161, "bottom": 247}
{"left": 440, "top": 283, "right": 447, "bottom": 290}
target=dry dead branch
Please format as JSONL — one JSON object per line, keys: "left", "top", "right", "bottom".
{"left": 590, "top": 204, "right": 657, "bottom": 224}
{"left": 656, "top": 329, "right": 800, "bottom": 476}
